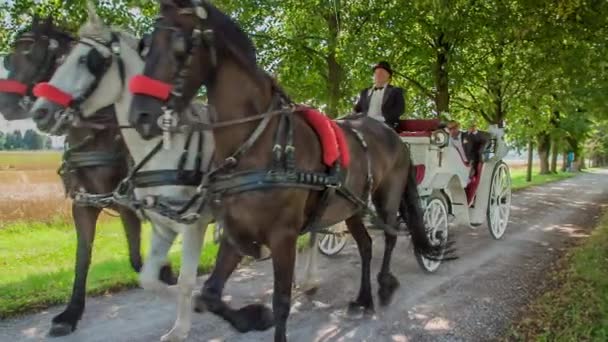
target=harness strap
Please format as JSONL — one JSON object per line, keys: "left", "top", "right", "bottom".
{"left": 133, "top": 170, "right": 203, "bottom": 188}
{"left": 65, "top": 151, "right": 123, "bottom": 168}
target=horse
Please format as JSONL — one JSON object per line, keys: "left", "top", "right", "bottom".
{"left": 0, "top": 15, "right": 178, "bottom": 337}
{"left": 128, "top": 1, "right": 450, "bottom": 341}
{"left": 27, "top": 5, "right": 262, "bottom": 341}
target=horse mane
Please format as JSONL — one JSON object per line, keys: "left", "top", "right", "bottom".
{"left": 78, "top": 19, "right": 139, "bottom": 52}
{"left": 200, "top": 1, "right": 257, "bottom": 68}
{"left": 15, "top": 16, "right": 74, "bottom": 43}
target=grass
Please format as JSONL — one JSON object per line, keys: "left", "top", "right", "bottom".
{"left": 0, "top": 219, "right": 219, "bottom": 318}
{"left": 510, "top": 166, "right": 577, "bottom": 191}
{"left": 507, "top": 210, "right": 608, "bottom": 341}
{"left": 0, "top": 218, "right": 310, "bottom": 318}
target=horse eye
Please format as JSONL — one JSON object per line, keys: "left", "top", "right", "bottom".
{"left": 86, "top": 50, "right": 105, "bottom": 74}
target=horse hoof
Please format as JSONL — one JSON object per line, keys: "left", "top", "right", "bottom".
{"left": 160, "top": 331, "right": 187, "bottom": 342}
{"left": 347, "top": 301, "right": 374, "bottom": 317}
{"left": 377, "top": 273, "right": 400, "bottom": 306}
{"left": 233, "top": 304, "right": 274, "bottom": 332}
{"left": 159, "top": 264, "right": 177, "bottom": 285}
{"left": 193, "top": 294, "right": 208, "bottom": 313}
{"left": 48, "top": 322, "right": 75, "bottom": 337}
{"left": 299, "top": 279, "right": 320, "bottom": 296}
{"left": 303, "top": 285, "right": 319, "bottom": 296}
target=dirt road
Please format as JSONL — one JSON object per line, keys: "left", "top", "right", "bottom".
{"left": 2, "top": 170, "right": 607, "bottom": 342}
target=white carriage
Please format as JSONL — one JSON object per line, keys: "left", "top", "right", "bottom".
{"left": 317, "top": 119, "right": 512, "bottom": 273}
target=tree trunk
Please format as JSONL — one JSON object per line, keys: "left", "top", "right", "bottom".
{"left": 325, "top": 6, "right": 342, "bottom": 118}
{"left": 434, "top": 33, "right": 450, "bottom": 118}
{"left": 550, "top": 138, "right": 559, "bottom": 173}
{"left": 561, "top": 151, "right": 568, "bottom": 172}
{"left": 527, "top": 140, "right": 534, "bottom": 182}
{"left": 537, "top": 133, "right": 551, "bottom": 174}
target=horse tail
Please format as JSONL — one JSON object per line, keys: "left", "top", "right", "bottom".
{"left": 399, "top": 162, "right": 454, "bottom": 261}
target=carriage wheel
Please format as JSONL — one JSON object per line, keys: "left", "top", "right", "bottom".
{"left": 317, "top": 222, "right": 348, "bottom": 256}
{"left": 415, "top": 194, "right": 449, "bottom": 273}
{"left": 487, "top": 162, "right": 511, "bottom": 239}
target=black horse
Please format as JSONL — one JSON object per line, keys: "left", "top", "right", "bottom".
{"left": 128, "top": 1, "right": 452, "bottom": 341}
{"left": 0, "top": 16, "right": 175, "bottom": 336}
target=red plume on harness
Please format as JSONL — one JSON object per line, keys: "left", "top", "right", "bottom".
{"left": 129, "top": 75, "right": 172, "bottom": 101}
{"left": 0, "top": 80, "right": 28, "bottom": 95}
{"left": 32, "top": 82, "right": 73, "bottom": 107}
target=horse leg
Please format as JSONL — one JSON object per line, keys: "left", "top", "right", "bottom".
{"left": 160, "top": 221, "right": 206, "bottom": 342}
{"left": 196, "top": 237, "right": 274, "bottom": 332}
{"left": 269, "top": 231, "right": 297, "bottom": 342}
{"left": 344, "top": 215, "right": 374, "bottom": 315}
{"left": 299, "top": 232, "right": 320, "bottom": 295}
{"left": 374, "top": 175, "right": 406, "bottom": 306}
{"left": 49, "top": 205, "right": 101, "bottom": 336}
{"left": 140, "top": 220, "right": 177, "bottom": 292}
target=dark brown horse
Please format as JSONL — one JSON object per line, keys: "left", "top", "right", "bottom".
{"left": 129, "top": 1, "right": 449, "bottom": 341}
{"left": 0, "top": 16, "right": 175, "bottom": 336}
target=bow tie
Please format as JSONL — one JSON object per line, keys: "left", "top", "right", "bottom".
{"left": 374, "top": 86, "right": 384, "bottom": 91}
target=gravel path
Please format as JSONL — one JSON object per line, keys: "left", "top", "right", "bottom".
{"left": 1, "top": 170, "right": 607, "bottom": 342}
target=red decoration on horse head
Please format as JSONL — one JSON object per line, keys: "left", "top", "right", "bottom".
{"left": 33, "top": 83, "right": 73, "bottom": 107}
{"left": 129, "top": 75, "right": 172, "bottom": 101}
{"left": 0, "top": 80, "right": 27, "bottom": 96}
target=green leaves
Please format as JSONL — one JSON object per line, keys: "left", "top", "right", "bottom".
{"left": 1, "top": 0, "right": 606, "bottom": 158}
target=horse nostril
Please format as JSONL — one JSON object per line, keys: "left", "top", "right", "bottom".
{"left": 34, "top": 107, "right": 48, "bottom": 120}
{"left": 138, "top": 112, "right": 151, "bottom": 122}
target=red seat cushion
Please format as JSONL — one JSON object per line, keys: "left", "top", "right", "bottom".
{"left": 399, "top": 131, "right": 433, "bottom": 137}
{"left": 465, "top": 163, "right": 484, "bottom": 205}
{"left": 398, "top": 119, "right": 440, "bottom": 132}
{"left": 414, "top": 164, "right": 425, "bottom": 184}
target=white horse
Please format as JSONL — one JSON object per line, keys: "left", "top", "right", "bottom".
{"left": 29, "top": 7, "right": 212, "bottom": 342}
{"left": 28, "top": 4, "right": 320, "bottom": 341}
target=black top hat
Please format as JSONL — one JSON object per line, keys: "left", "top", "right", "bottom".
{"left": 373, "top": 61, "right": 393, "bottom": 76}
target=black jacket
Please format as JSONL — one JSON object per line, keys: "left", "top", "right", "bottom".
{"left": 353, "top": 84, "right": 405, "bottom": 128}
{"left": 462, "top": 131, "right": 490, "bottom": 166}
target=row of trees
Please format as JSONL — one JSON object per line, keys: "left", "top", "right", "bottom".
{"left": 0, "top": 130, "right": 52, "bottom": 150}
{"left": 0, "top": 0, "right": 607, "bottom": 170}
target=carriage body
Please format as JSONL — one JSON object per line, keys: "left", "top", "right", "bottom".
{"left": 398, "top": 119, "right": 510, "bottom": 228}
{"left": 318, "top": 119, "right": 512, "bottom": 271}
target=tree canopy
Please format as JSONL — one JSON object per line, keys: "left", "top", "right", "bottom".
{"left": 1, "top": 0, "right": 606, "bottom": 168}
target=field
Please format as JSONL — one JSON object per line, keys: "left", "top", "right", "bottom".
{"left": 0, "top": 151, "right": 577, "bottom": 317}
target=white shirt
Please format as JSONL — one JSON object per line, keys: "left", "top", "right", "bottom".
{"left": 367, "top": 85, "right": 386, "bottom": 122}
{"left": 451, "top": 132, "right": 468, "bottom": 163}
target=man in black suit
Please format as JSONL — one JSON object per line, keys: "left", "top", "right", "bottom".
{"left": 447, "top": 120, "right": 489, "bottom": 178}
{"left": 353, "top": 61, "right": 405, "bottom": 130}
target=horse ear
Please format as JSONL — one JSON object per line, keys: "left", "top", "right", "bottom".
{"left": 86, "top": 1, "right": 102, "bottom": 26}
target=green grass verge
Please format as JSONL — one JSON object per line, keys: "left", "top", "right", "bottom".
{"left": 0, "top": 219, "right": 309, "bottom": 318}
{"left": 507, "top": 211, "right": 608, "bottom": 341}
{"left": 510, "top": 167, "right": 577, "bottom": 191}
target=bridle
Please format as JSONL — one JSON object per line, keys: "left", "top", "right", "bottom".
{"left": 129, "top": 0, "right": 295, "bottom": 152}
{"left": 0, "top": 31, "right": 70, "bottom": 111}
{"left": 32, "top": 32, "right": 130, "bottom": 133}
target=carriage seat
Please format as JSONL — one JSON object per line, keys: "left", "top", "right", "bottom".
{"left": 397, "top": 119, "right": 441, "bottom": 137}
